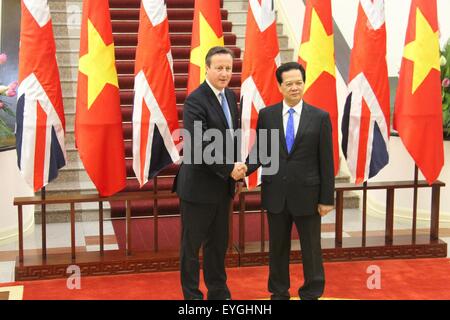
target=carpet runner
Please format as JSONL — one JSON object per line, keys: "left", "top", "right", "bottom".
{"left": 2, "top": 258, "right": 449, "bottom": 300}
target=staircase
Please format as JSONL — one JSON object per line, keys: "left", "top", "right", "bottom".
{"left": 39, "top": 0, "right": 358, "bottom": 223}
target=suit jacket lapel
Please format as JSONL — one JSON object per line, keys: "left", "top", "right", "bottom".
{"left": 289, "top": 102, "right": 312, "bottom": 155}
{"left": 203, "top": 82, "right": 229, "bottom": 129}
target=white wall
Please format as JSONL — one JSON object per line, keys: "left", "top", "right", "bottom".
{"left": 368, "top": 138, "right": 450, "bottom": 224}
{"left": 0, "top": 150, "right": 34, "bottom": 244}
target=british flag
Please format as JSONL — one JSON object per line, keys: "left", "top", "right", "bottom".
{"left": 240, "top": 0, "right": 282, "bottom": 189}
{"left": 132, "top": 0, "right": 180, "bottom": 187}
{"left": 16, "top": 0, "right": 66, "bottom": 192}
{"left": 341, "top": 0, "right": 390, "bottom": 184}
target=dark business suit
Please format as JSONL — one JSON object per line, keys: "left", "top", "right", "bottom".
{"left": 247, "top": 101, "right": 334, "bottom": 300}
{"left": 173, "top": 81, "right": 238, "bottom": 300}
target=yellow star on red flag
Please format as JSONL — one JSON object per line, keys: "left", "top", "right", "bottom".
{"left": 78, "top": 19, "right": 119, "bottom": 109}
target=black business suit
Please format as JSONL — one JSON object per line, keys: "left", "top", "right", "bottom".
{"left": 173, "top": 81, "right": 238, "bottom": 300}
{"left": 247, "top": 101, "right": 334, "bottom": 300}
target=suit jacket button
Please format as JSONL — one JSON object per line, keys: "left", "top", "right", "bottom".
{"left": 283, "top": 176, "right": 287, "bottom": 181}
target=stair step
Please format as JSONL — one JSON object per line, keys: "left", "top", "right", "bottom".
{"left": 64, "top": 104, "right": 185, "bottom": 128}
{"left": 223, "top": 0, "right": 248, "bottom": 11}
{"left": 52, "top": 20, "right": 234, "bottom": 38}
{"left": 58, "top": 59, "right": 243, "bottom": 79}
{"left": 55, "top": 45, "right": 242, "bottom": 66}
{"left": 236, "top": 34, "right": 289, "bottom": 50}
{"left": 50, "top": 8, "right": 229, "bottom": 24}
{"left": 108, "top": 0, "right": 223, "bottom": 9}
{"left": 34, "top": 206, "right": 112, "bottom": 224}
{"left": 55, "top": 33, "right": 238, "bottom": 51}
{"left": 110, "top": 8, "right": 229, "bottom": 21}
{"left": 112, "top": 20, "right": 233, "bottom": 33}
{"left": 231, "top": 22, "right": 284, "bottom": 38}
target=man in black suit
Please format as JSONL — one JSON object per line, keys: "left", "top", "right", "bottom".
{"left": 247, "top": 62, "right": 335, "bottom": 300}
{"left": 173, "top": 46, "right": 246, "bottom": 300}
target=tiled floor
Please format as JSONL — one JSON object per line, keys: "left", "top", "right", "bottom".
{"left": 0, "top": 209, "right": 448, "bottom": 283}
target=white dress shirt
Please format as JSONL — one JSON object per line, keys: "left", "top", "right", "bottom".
{"left": 282, "top": 100, "right": 303, "bottom": 137}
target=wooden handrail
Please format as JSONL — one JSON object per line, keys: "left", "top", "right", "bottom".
{"left": 14, "top": 179, "right": 446, "bottom": 272}
{"left": 14, "top": 190, "right": 178, "bottom": 205}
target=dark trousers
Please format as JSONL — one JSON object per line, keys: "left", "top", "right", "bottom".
{"left": 267, "top": 207, "right": 325, "bottom": 300}
{"left": 179, "top": 199, "right": 231, "bottom": 300}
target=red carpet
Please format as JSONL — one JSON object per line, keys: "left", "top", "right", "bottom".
{"left": 2, "top": 258, "right": 450, "bottom": 300}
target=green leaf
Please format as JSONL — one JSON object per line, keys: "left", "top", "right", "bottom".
{"left": 0, "top": 117, "right": 14, "bottom": 136}
{"left": 1, "top": 105, "right": 16, "bottom": 118}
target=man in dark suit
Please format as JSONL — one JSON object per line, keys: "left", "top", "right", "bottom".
{"left": 173, "top": 46, "right": 246, "bottom": 300}
{"left": 247, "top": 62, "right": 335, "bottom": 300}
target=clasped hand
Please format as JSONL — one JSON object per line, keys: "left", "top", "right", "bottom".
{"left": 230, "top": 162, "right": 247, "bottom": 181}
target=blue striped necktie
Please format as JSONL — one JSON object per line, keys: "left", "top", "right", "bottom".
{"left": 219, "top": 92, "right": 233, "bottom": 129}
{"left": 286, "top": 108, "right": 295, "bottom": 153}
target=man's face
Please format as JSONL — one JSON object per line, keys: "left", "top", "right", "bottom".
{"left": 206, "top": 53, "right": 233, "bottom": 91}
{"left": 278, "top": 69, "right": 305, "bottom": 106}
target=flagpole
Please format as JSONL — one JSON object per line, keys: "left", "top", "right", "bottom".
{"left": 412, "top": 165, "right": 419, "bottom": 244}
{"left": 41, "top": 186, "right": 47, "bottom": 260}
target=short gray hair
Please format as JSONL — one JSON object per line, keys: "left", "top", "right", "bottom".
{"left": 205, "top": 46, "right": 234, "bottom": 67}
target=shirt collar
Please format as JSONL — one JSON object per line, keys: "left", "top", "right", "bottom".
{"left": 282, "top": 100, "right": 303, "bottom": 116}
{"left": 206, "top": 79, "right": 224, "bottom": 99}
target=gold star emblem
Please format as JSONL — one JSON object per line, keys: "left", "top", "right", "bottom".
{"left": 190, "top": 12, "right": 224, "bottom": 83}
{"left": 78, "top": 19, "right": 119, "bottom": 109}
{"left": 402, "top": 8, "right": 440, "bottom": 94}
{"left": 298, "top": 8, "right": 336, "bottom": 93}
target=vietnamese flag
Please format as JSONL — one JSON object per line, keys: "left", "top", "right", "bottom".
{"left": 187, "top": 0, "right": 224, "bottom": 94}
{"left": 75, "top": 0, "right": 126, "bottom": 196}
{"left": 298, "top": 0, "right": 339, "bottom": 175}
{"left": 394, "top": 0, "right": 443, "bottom": 184}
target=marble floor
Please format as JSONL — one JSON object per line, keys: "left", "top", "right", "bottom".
{"left": 0, "top": 209, "right": 449, "bottom": 283}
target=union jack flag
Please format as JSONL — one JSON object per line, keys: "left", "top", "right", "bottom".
{"left": 132, "top": 0, "right": 180, "bottom": 187}
{"left": 16, "top": 0, "right": 66, "bottom": 192}
{"left": 240, "top": 0, "right": 282, "bottom": 189}
{"left": 341, "top": 0, "right": 390, "bottom": 184}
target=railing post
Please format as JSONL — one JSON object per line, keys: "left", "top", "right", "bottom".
{"left": 70, "top": 202, "right": 76, "bottom": 260}
{"left": 99, "top": 201, "right": 104, "bottom": 255}
{"left": 227, "top": 198, "right": 234, "bottom": 252}
{"left": 126, "top": 200, "right": 132, "bottom": 256}
{"left": 41, "top": 203, "right": 47, "bottom": 260}
{"left": 153, "top": 177, "right": 159, "bottom": 252}
{"left": 239, "top": 188, "right": 245, "bottom": 253}
{"left": 335, "top": 190, "right": 344, "bottom": 247}
{"left": 385, "top": 189, "right": 395, "bottom": 245}
{"left": 362, "top": 182, "right": 367, "bottom": 246}
{"left": 260, "top": 208, "right": 265, "bottom": 253}
{"left": 18, "top": 205, "right": 24, "bottom": 265}
{"left": 430, "top": 184, "right": 440, "bottom": 241}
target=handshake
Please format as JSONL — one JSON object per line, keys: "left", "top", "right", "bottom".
{"left": 230, "top": 162, "right": 248, "bottom": 181}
